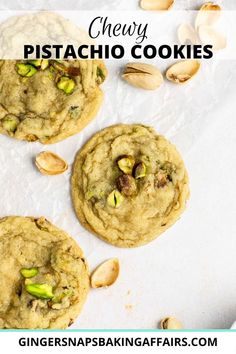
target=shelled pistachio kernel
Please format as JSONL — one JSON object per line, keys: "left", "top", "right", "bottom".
{"left": 117, "top": 155, "right": 135, "bottom": 174}
{"left": 25, "top": 283, "right": 54, "bottom": 300}
{"left": 2, "top": 115, "right": 18, "bottom": 132}
{"left": 117, "top": 174, "right": 137, "bottom": 196}
{"left": 20, "top": 267, "right": 38, "bottom": 278}
{"left": 160, "top": 317, "right": 183, "bottom": 329}
{"left": 97, "top": 66, "right": 105, "bottom": 84}
{"left": 107, "top": 190, "right": 124, "bottom": 208}
{"left": 134, "top": 162, "right": 147, "bottom": 179}
{"left": 16, "top": 63, "right": 37, "bottom": 77}
{"left": 57, "top": 76, "right": 75, "bottom": 94}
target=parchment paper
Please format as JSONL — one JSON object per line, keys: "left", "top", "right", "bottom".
{"left": 0, "top": 0, "right": 236, "bottom": 329}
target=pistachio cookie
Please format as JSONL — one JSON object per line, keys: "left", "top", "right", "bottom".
{"left": 0, "top": 60, "right": 106, "bottom": 143}
{"left": 71, "top": 124, "right": 189, "bottom": 248}
{"left": 0, "top": 216, "right": 89, "bottom": 329}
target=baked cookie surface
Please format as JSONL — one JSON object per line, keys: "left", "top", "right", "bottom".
{"left": 0, "top": 60, "right": 106, "bottom": 143}
{"left": 71, "top": 124, "right": 189, "bottom": 247}
{"left": 0, "top": 216, "right": 89, "bottom": 329}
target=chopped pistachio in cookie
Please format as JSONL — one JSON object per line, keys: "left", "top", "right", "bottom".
{"left": 0, "top": 59, "right": 106, "bottom": 144}
{"left": 71, "top": 124, "right": 189, "bottom": 248}
{"left": 0, "top": 216, "right": 89, "bottom": 329}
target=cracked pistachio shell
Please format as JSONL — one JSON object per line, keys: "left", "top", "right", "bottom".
{"left": 166, "top": 60, "right": 200, "bottom": 84}
{"left": 117, "top": 155, "right": 135, "bottom": 174}
{"left": 122, "top": 63, "right": 163, "bottom": 90}
{"left": 177, "top": 23, "right": 199, "bottom": 45}
{"left": 195, "top": 2, "right": 221, "bottom": 29}
{"left": 160, "top": 317, "right": 183, "bottom": 329}
{"left": 198, "top": 25, "right": 226, "bottom": 51}
{"left": 91, "top": 258, "right": 120, "bottom": 288}
{"left": 140, "top": 0, "right": 174, "bottom": 11}
{"left": 35, "top": 151, "right": 68, "bottom": 175}
{"left": 107, "top": 190, "right": 124, "bottom": 208}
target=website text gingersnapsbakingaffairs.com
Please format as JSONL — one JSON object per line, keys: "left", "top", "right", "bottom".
{"left": 19, "top": 336, "right": 218, "bottom": 348}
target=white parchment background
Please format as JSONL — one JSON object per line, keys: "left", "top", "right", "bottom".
{"left": 0, "top": 0, "right": 236, "bottom": 329}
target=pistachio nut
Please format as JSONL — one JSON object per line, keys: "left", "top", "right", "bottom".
{"left": 134, "top": 162, "right": 147, "bottom": 179}
{"left": 177, "top": 23, "right": 199, "bottom": 45}
{"left": 195, "top": 2, "right": 221, "bottom": 29}
{"left": 25, "top": 283, "right": 54, "bottom": 300}
{"left": 117, "top": 174, "right": 137, "bottom": 196}
{"left": 117, "top": 155, "right": 135, "bottom": 174}
{"left": 20, "top": 267, "right": 38, "bottom": 278}
{"left": 122, "top": 62, "right": 163, "bottom": 90}
{"left": 2, "top": 115, "right": 19, "bottom": 132}
{"left": 107, "top": 190, "right": 124, "bottom": 208}
{"left": 35, "top": 151, "right": 68, "bottom": 175}
{"left": 140, "top": 0, "right": 174, "bottom": 11}
{"left": 96, "top": 66, "right": 106, "bottom": 84}
{"left": 155, "top": 171, "right": 168, "bottom": 188}
{"left": 51, "top": 60, "right": 67, "bottom": 74}
{"left": 16, "top": 63, "right": 37, "bottom": 77}
{"left": 160, "top": 317, "right": 183, "bottom": 329}
{"left": 198, "top": 25, "right": 226, "bottom": 51}
{"left": 57, "top": 76, "right": 75, "bottom": 94}
{"left": 90, "top": 258, "right": 120, "bottom": 289}
{"left": 166, "top": 60, "right": 200, "bottom": 84}
{"left": 28, "top": 59, "right": 49, "bottom": 70}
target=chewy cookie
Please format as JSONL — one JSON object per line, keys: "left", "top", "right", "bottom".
{"left": 0, "top": 60, "right": 106, "bottom": 143}
{"left": 71, "top": 124, "right": 189, "bottom": 247}
{"left": 0, "top": 216, "right": 89, "bottom": 329}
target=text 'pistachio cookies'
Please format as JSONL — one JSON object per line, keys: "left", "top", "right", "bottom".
{"left": 0, "top": 216, "right": 89, "bottom": 329}
{"left": 0, "top": 60, "right": 106, "bottom": 144}
{"left": 72, "top": 124, "right": 189, "bottom": 248}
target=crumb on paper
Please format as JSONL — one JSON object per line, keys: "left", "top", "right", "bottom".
{"left": 125, "top": 304, "right": 133, "bottom": 310}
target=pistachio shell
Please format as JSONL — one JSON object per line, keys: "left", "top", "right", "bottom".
{"left": 195, "top": 2, "right": 221, "bottom": 29}
{"left": 140, "top": 0, "right": 174, "bottom": 11}
{"left": 35, "top": 151, "right": 68, "bottom": 175}
{"left": 122, "top": 62, "right": 163, "bottom": 90}
{"left": 177, "top": 23, "right": 199, "bottom": 45}
{"left": 198, "top": 25, "right": 226, "bottom": 51}
{"left": 90, "top": 258, "right": 120, "bottom": 288}
{"left": 160, "top": 317, "right": 183, "bottom": 329}
{"left": 166, "top": 60, "right": 200, "bottom": 84}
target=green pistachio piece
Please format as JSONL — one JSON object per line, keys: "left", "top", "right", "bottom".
{"left": 97, "top": 66, "right": 105, "bottom": 84}
{"left": 107, "top": 190, "right": 124, "bottom": 208}
{"left": 2, "top": 115, "right": 19, "bottom": 132}
{"left": 117, "top": 174, "right": 137, "bottom": 196}
{"left": 25, "top": 283, "right": 54, "bottom": 300}
{"left": 16, "top": 63, "right": 37, "bottom": 77}
{"left": 57, "top": 76, "right": 75, "bottom": 94}
{"left": 117, "top": 155, "right": 135, "bottom": 174}
{"left": 134, "top": 162, "right": 147, "bottom": 179}
{"left": 20, "top": 267, "right": 38, "bottom": 278}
